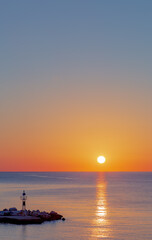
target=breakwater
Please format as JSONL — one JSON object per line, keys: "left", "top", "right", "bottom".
{"left": 0, "top": 208, "right": 65, "bottom": 224}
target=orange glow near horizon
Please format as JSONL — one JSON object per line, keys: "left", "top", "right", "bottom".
{"left": 0, "top": 75, "right": 152, "bottom": 172}
{"left": 0, "top": 117, "right": 152, "bottom": 172}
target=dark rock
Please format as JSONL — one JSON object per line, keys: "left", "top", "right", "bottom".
{"left": 49, "top": 212, "right": 63, "bottom": 221}
{"left": 9, "top": 207, "right": 17, "bottom": 211}
{"left": 3, "top": 209, "right": 8, "bottom": 211}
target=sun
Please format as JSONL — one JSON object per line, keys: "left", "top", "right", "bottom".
{"left": 97, "top": 156, "right": 106, "bottom": 164}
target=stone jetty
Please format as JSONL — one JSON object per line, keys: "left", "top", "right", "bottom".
{"left": 0, "top": 191, "right": 65, "bottom": 224}
{"left": 0, "top": 208, "right": 64, "bottom": 224}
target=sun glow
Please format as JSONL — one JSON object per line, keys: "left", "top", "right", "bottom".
{"left": 97, "top": 156, "right": 106, "bottom": 164}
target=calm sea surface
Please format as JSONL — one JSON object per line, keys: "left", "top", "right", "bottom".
{"left": 0, "top": 172, "right": 151, "bottom": 240}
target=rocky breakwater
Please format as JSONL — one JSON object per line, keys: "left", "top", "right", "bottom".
{"left": 0, "top": 208, "right": 65, "bottom": 224}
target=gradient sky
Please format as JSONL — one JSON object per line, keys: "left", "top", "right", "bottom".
{"left": 0, "top": 0, "right": 152, "bottom": 171}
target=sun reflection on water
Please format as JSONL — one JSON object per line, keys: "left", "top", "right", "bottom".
{"left": 91, "top": 173, "right": 111, "bottom": 239}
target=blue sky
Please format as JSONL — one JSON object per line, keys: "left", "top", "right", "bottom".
{"left": 1, "top": 0, "right": 152, "bottom": 78}
{"left": 1, "top": 0, "right": 152, "bottom": 111}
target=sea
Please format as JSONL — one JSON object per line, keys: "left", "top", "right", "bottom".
{"left": 0, "top": 172, "right": 151, "bottom": 240}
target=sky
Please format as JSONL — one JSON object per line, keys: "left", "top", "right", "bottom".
{"left": 0, "top": 0, "right": 152, "bottom": 171}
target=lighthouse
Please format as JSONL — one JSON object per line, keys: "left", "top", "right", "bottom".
{"left": 20, "top": 190, "right": 27, "bottom": 211}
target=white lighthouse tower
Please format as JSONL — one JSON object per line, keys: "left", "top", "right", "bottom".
{"left": 20, "top": 190, "right": 27, "bottom": 211}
